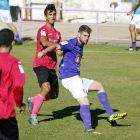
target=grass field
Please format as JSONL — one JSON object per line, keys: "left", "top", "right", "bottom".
{"left": 11, "top": 42, "right": 140, "bottom": 140}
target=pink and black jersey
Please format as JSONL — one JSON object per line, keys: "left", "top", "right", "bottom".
{"left": 0, "top": 53, "right": 25, "bottom": 119}
{"left": 33, "top": 25, "right": 61, "bottom": 70}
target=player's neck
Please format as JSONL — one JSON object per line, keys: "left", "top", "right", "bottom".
{"left": 77, "top": 37, "right": 83, "bottom": 45}
{"left": 46, "top": 22, "right": 54, "bottom": 30}
{"left": 0, "top": 46, "right": 11, "bottom": 53}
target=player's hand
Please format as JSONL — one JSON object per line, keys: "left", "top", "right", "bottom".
{"left": 38, "top": 51, "right": 44, "bottom": 59}
{"left": 19, "top": 103, "right": 26, "bottom": 113}
{"left": 127, "top": 11, "right": 132, "bottom": 16}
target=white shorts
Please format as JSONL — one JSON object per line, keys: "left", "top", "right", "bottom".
{"left": 130, "top": 14, "right": 140, "bottom": 29}
{"left": 62, "top": 75, "right": 93, "bottom": 99}
{"left": 0, "top": 10, "right": 12, "bottom": 23}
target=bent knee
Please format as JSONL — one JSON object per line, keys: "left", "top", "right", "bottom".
{"left": 137, "top": 29, "right": 140, "bottom": 34}
{"left": 96, "top": 82, "right": 105, "bottom": 93}
{"left": 41, "top": 83, "right": 51, "bottom": 95}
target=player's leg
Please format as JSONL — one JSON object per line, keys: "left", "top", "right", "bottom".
{"left": 0, "top": 10, "right": 22, "bottom": 45}
{"left": 88, "top": 81, "right": 114, "bottom": 115}
{"left": 7, "top": 23, "right": 22, "bottom": 44}
{"left": 29, "top": 81, "right": 51, "bottom": 125}
{"left": 129, "top": 15, "right": 137, "bottom": 51}
{"left": 0, "top": 117, "right": 19, "bottom": 140}
{"left": 46, "top": 69, "right": 59, "bottom": 100}
{"left": 135, "top": 15, "right": 140, "bottom": 44}
{"left": 28, "top": 66, "right": 51, "bottom": 125}
{"left": 88, "top": 80, "right": 127, "bottom": 121}
{"left": 62, "top": 76, "right": 99, "bottom": 134}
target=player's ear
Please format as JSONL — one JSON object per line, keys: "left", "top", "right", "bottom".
{"left": 78, "top": 32, "right": 81, "bottom": 38}
{"left": 44, "top": 15, "right": 47, "bottom": 20}
{"left": 11, "top": 40, "right": 14, "bottom": 46}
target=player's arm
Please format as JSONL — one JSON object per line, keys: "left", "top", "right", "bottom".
{"left": 40, "top": 36, "right": 58, "bottom": 47}
{"left": 57, "top": 34, "right": 63, "bottom": 56}
{"left": 127, "top": 0, "right": 140, "bottom": 15}
{"left": 11, "top": 60, "right": 26, "bottom": 113}
{"left": 40, "top": 36, "right": 63, "bottom": 56}
{"left": 38, "top": 44, "right": 61, "bottom": 58}
{"left": 57, "top": 49, "right": 63, "bottom": 56}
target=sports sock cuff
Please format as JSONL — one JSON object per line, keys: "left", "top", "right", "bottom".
{"left": 15, "top": 34, "right": 19, "bottom": 38}
{"left": 38, "top": 93, "right": 45, "bottom": 99}
{"left": 15, "top": 34, "right": 22, "bottom": 42}
{"left": 132, "top": 42, "right": 136, "bottom": 48}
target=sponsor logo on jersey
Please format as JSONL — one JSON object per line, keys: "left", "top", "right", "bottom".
{"left": 75, "top": 54, "right": 82, "bottom": 63}
{"left": 61, "top": 41, "right": 68, "bottom": 45}
{"left": 48, "top": 39, "right": 57, "bottom": 43}
{"left": 41, "top": 30, "right": 46, "bottom": 36}
{"left": 48, "top": 33, "right": 52, "bottom": 36}
{"left": 56, "top": 33, "right": 59, "bottom": 39}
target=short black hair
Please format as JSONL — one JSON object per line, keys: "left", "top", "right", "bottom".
{"left": 78, "top": 25, "right": 92, "bottom": 34}
{"left": 44, "top": 4, "right": 56, "bottom": 16}
{"left": 0, "top": 29, "right": 14, "bottom": 47}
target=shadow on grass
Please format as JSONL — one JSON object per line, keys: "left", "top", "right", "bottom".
{"left": 22, "top": 37, "right": 34, "bottom": 42}
{"left": 38, "top": 106, "right": 131, "bottom": 128}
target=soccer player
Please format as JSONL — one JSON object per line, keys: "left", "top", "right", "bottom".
{"left": 127, "top": 0, "right": 140, "bottom": 51}
{"left": 38, "top": 25, "right": 128, "bottom": 133}
{"left": 0, "top": 29, "right": 26, "bottom": 140}
{"left": 27, "top": 4, "right": 63, "bottom": 125}
{"left": 0, "top": 0, "right": 22, "bottom": 45}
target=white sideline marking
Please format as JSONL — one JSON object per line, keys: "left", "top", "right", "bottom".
{"left": 84, "top": 50, "right": 140, "bottom": 54}
{"left": 13, "top": 47, "right": 140, "bottom": 54}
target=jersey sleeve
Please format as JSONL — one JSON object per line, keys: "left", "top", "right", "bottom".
{"left": 59, "top": 40, "right": 74, "bottom": 51}
{"left": 58, "top": 32, "right": 62, "bottom": 43}
{"left": 37, "top": 27, "right": 48, "bottom": 40}
{"left": 11, "top": 60, "right": 26, "bottom": 107}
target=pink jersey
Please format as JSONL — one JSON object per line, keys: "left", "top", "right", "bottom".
{"left": 0, "top": 52, "right": 25, "bottom": 119}
{"left": 33, "top": 25, "right": 61, "bottom": 69}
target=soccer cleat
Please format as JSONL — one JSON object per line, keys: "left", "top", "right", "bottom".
{"left": 108, "top": 112, "right": 127, "bottom": 122}
{"left": 29, "top": 116, "right": 39, "bottom": 125}
{"left": 84, "top": 129, "right": 101, "bottom": 134}
{"left": 14, "top": 40, "right": 23, "bottom": 45}
{"left": 128, "top": 47, "right": 137, "bottom": 51}
{"left": 27, "top": 97, "right": 34, "bottom": 114}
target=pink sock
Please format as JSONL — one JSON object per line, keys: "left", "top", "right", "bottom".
{"left": 43, "top": 94, "right": 51, "bottom": 101}
{"left": 31, "top": 96, "right": 36, "bottom": 104}
{"left": 30, "top": 94, "right": 45, "bottom": 117}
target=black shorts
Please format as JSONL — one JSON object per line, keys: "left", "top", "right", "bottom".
{"left": 33, "top": 66, "right": 59, "bottom": 88}
{"left": 0, "top": 117, "right": 19, "bottom": 140}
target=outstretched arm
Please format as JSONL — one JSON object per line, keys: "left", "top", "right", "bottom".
{"left": 127, "top": 0, "right": 140, "bottom": 15}
{"left": 40, "top": 36, "right": 63, "bottom": 56}
{"left": 38, "top": 44, "right": 61, "bottom": 58}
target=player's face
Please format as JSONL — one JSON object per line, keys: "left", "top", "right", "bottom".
{"left": 78, "top": 32, "right": 90, "bottom": 45}
{"left": 45, "top": 10, "right": 56, "bottom": 24}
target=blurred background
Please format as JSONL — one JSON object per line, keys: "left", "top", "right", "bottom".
{"left": 10, "top": 0, "right": 132, "bottom": 23}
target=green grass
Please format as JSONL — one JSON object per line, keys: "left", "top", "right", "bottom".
{"left": 11, "top": 42, "right": 140, "bottom": 140}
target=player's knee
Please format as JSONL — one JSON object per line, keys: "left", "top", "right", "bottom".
{"left": 129, "top": 26, "right": 135, "bottom": 32}
{"left": 97, "top": 82, "right": 105, "bottom": 92}
{"left": 137, "top": 29, "right": 140, "bottom": 34}
{"left": 41, "top": 84, "right": 51, "bottom": 96}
